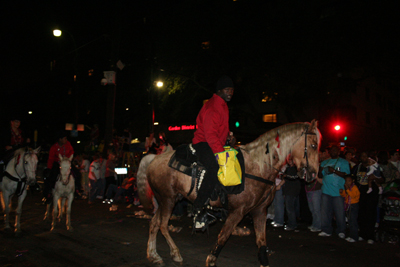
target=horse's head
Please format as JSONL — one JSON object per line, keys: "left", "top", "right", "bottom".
{"left": 291, "top": 120, "right": 321, "bottom": 182}
{"left": 59, "top": 154, "right": 73, "bottom": 184}
{"left": 19, "top": 147, "right": 41, "bottom": 185}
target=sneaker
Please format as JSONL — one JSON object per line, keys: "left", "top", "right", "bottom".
{"left": 308, "top": 225, "right": 313, "bottom": 230}
{"left": 318, "top": 232, "right": 331, "bottom": 237}
{"left": 272, "top": 222, "right": 283, "bottom": 228}
{"left": 358, "top": 237, "right": 364, "bottom": 241}
{"left": 346, "top": 237, "right": 356, "bottom": 243}
{"left": 338, "top": 233, "right": 345, "bottom": 239}
{"left": 310, "top": 227, "right": 321, "bottom": 232}
{"left": 102, "top": 199, "right": 109, "bottom": 204}
{"left": 284, "top": 226, "right": 295, "bottom": 231}
{"left": 367, "top": 239, "right": 374, "bottom": 244}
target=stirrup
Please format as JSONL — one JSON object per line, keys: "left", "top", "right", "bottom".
{"left": 192, "top": 211, "right": 217, "bottom": 233}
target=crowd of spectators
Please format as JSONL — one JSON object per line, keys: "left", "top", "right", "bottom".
{"left": 269, "top": 145, "right": 400, "bottom": 244}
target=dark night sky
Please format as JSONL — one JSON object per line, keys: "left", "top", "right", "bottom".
{"left": 2, "top": 0, "right": 399, "bottom": 143}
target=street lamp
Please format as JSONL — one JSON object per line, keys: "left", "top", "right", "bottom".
{"left": 156, "top": 81, "right": 163, "bottom": 88}
{"left": 53, "top": 29, "right": 62, "bottom": 37}
{"left": 151, "top": 80, "right": 163, "bottom": 133}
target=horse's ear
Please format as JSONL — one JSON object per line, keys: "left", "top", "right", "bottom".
{"left": 69, "top": 154, "right": 74, "bottom": 162}
{"left": 309, "top": 120, "right": 318, "bottom": 132}
{"left": 34, "top": 146, "right": 41, "bottom": 154}
{"left": 59, "top": 154, "right": 63, "bottom": 161}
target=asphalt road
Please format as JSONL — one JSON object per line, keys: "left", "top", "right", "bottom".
{"left": 1, "top": 191, "right": 399, "bottom": 267}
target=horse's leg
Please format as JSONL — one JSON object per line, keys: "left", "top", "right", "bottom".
{"left": 206, "top": 209, "right": 245, "bottom": 267}
{"left": 14, "top": 190, "right": 27, "bottom": 235}
{"left": 1, "top": 191, "right": 11, "bottom": 230}
{"left": 251, "top": 206, "right": 270, "bottom": 267}
{"left": 66, "top": 193, "right": 74, "bottom": 231}
{"left": 58, "top": 198, "right": 65, "bottom": 222}
{"left": 158, "top": 197, "right": 183, "bottom": 263}
{"left": 147, "top": 206, "right": 163, "bottom": 265}
{"left": 51, "top": 195, "right": 59, "bottom": 231}
{"left": 44, "top": 203, "right": 51, "bottom": 221}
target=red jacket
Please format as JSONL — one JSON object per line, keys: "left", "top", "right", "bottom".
{"left": 47, "top": 141, "right": 74, "bottom": 169}
{"left": 193, "top": 94, "right": 230, "bottom": 154}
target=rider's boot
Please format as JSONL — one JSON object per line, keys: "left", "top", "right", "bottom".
{"left": 193, "top": 206, "right": 217, "bottom": 232}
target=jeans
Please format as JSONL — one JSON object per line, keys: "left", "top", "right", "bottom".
{"left": 273, "top": 189, "right": 285, "bottom": 225}
{"left": 89, "top": 179, "right": 100, "bottom": 202}
{"left": 106, "top": 184, "right": 118, "bottom": 199}
{"left": 285, "top": 195, "right": 298, "bottom": 228}
{"left": 321, "top": 193, "right": 346, "bottom": 235}
{"left": 307, "top": 189, "right": 322, "bottom": 230}
{"left": 348, "top": 203, "right": 359, "bottom": 240}
{"left": 358, "top": 187, "right": 379, "bottom": 240}
{"left": 97, "top": 178, "right": 105, "bottom": 197}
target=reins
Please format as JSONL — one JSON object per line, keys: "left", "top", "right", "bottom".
{"left": 58, "top": 171, "right": 73, "bottom": 186}
{"left": 241, "top": 125, "right": 317, "bottom": 185}
{"left": 3, "top": 151, "right": 30, "bottom": 197}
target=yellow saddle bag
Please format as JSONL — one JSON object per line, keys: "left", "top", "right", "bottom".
{"left": 215, "top": 146, "right": 242, "bottom": 186}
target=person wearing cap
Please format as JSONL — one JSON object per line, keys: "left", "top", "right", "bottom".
{"left": 43, "top": 131, "right": 75, "bottom": 203}
{"left": 191, "top": 75, "right": 235, "bottom": 231}
{"left": 1, "top": 118, "right": 30, "bottom": 165}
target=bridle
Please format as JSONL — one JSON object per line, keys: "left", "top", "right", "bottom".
{"left": 14, "top": 152, "right": 29, "bottom": 180}
{"left": 302, "top": 129, "right": 317, "bottom": 170}
{"left": 290, "top": 126, "right": 317, "bottom": 175}
{"left": 3, "top": 151, "right": 32, "bottom": 196}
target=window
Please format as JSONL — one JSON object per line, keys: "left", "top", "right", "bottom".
{"left": 263, "top": 114, "right": 277, "bottom": 123}
{"left": 261, "top": 92, "right": 278, "bottom": 102}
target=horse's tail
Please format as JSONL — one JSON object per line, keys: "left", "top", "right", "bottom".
{"left": 137, "top": 154, "right": 156, "bottom": 211}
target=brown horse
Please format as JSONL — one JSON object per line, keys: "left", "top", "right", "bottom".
{"left": 137, "top": 120, "right": 321, "bottom": 267}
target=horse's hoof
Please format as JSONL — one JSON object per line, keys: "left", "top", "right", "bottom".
{"left": 172, "top": 256, "right": 183, "bottom": 263}
{"left": 153, "top": 260, "right": 164, "bottom": 266}
{"left": 149, "top": 256, "right": 164, "bottom": 266}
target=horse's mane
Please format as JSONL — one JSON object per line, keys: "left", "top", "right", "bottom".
{"left": 13, "top": 147, "right": 27, "bottom": 155}
{"left": 242, "top": 122, "right": 321, "bottom": 174}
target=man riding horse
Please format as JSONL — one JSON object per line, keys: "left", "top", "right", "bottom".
{"left": 192, "top": 75, "right": 236, "bottom": 231}
{"left": 43, "top": 131, "right": 79, "bottom": 203}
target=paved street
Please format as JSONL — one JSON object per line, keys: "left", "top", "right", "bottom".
{"left": 1, "top": 191, "right": 399, "bottom": 267}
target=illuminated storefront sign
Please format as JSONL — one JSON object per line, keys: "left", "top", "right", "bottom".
{"left": 168, "top": 125, "right": 198, "bottom": 131}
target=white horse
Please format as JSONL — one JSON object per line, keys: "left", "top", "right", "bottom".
{"left": 44, "top": 154, "right": 75, "bottom": 231}
{"left": 0, "top": 147, "right": 40, "bottom": 235}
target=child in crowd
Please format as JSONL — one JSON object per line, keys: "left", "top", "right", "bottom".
{"left": 366, "top": 158, "right": 383, "bottom": 194}
{"left": 339, "top": 175, "right": 360, "bottom": 242}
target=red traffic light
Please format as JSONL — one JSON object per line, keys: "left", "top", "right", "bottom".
{"left": 334, "top": 125, "right": 341, "bottom": 131}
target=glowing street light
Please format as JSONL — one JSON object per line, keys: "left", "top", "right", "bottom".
{"left": 156, "top": 81, "right": 163, "bottom": 88}
{"left": 334, "top": 125, "right": 341, "bottom": 131}
{"left": 53, "top": 29, "right": 62, "bottom": 37}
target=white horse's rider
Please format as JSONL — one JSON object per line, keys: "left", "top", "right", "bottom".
{"left": 1, "top": 117, "right": 30, "bottom": 172}
{"left": 43, "top": 131, "right": 75, "bottom": 204}
{"left": 192, "top": 75, "right": 236, "bottom": 231}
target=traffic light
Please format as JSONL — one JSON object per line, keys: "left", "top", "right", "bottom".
{"left": 344, "top": 136, "right": 348, "bottom": 141}
{"left": 334, "top": 125, "right": 341, "bottom": 131}
{"left": 235, "top": 121, "right": 240, "bottom": 128}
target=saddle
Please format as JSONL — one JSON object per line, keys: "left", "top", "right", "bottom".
{"left": 168, "top": 144, "right": 246, "bottom": 208}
